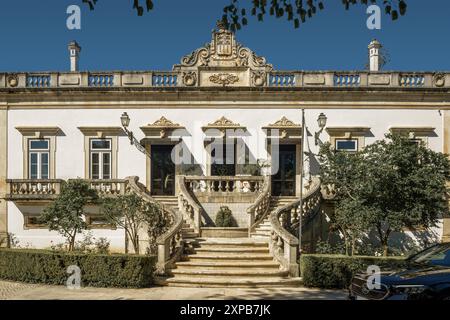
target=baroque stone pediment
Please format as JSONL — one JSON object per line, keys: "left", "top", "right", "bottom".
{"left": 140, "top": 116, "right": 185, "bottom": 139}
{"left": 264, "top": 117, "right": 301, "bottom": 128}
{"left": 173, "top": 21, "right": 273, "bottom": 87}
{"left": 202, "top": 116, "right": 246, "bottom": 132}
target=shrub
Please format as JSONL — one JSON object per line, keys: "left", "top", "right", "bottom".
{"left": 300, "top": 254, "right": 407, "bottom": 289}
{"left": 215, "top": 206, "right": 237, "bottom": 227}
{"left": 0, "top": 249, "right": 156, "bottom": 288}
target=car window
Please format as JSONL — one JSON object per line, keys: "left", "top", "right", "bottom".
{"left": 412, "top": 244, "right": 450, "bottom": 267}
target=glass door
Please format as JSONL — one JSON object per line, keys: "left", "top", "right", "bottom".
{"left": 151, "top": 145, "right": 175, "bottom": 195}
{"left": 271, "top": 144, "right": 296, "bottom": 196}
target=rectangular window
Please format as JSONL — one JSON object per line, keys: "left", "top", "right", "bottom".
{"left": 90, "top": 139, "right": 112, "bottom": 179}
{"left": 335, "top": 139, "right": 358, "bottom": 152}
{"left": 24, "top": 216, "right": 46, "bottom": 229}
{"left": 28, "top": 139, "right": 50, "bottom": 179}
{"left": 87, "top": 215, "right": 114, "bottom": 229}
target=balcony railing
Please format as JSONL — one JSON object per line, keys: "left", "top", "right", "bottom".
{"left": 6, "top": 179, "right": 63, "bottom": 200}
{"left": 1, "top": 71, "right": 445, "bottom": 89}
{"left": 184, "top": 176, "right": 265, "bottom": 194}
{"left": 6, "top": 179, "right": 128, "bottom": 200}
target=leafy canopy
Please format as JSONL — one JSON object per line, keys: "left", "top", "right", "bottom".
{"left": 81, "top": 0, "right": 407, "bottom": 31}
{"left": 40, "top": 179, "right": 98, "bottom": 251}
{"left": 319, "top": 133, "right": 450, "bottom": 255}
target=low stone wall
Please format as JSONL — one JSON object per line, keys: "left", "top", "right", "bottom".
{"left": 201, "top": 202, "right": 251, "bottom": 227}
{"left": 200, "top": 227, "right": 248, "bottom": 238}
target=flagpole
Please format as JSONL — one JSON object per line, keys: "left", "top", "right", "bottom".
{"left": 298, "top": 108, "right": 305, "bottom": 256}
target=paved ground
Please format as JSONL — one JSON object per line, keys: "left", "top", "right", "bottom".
{"left": 0, "top": 280, "right": 347, "bottom": 300}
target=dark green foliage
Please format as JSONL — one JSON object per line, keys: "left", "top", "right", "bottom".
{"left": 319, "top": 134, "right": 450, "bottom": 256}
{"left": 101, "top": 193, "right": 168, "bottom": 255}
{"left": 40, "top": 179, "right": 98, "bottom": 251}
{"left": 300, "top": 254, "right": 407, "bottom": 288}
{"left": 0, "top": 249, "right": 155, "bottom": 288}
{"left": 81, "top": 1, "right": 407, "bottom": 31}
{"left": 215, "top": 206, "right": 237, "bottom": 227}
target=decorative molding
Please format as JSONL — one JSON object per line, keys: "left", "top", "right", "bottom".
{"left": 209, "top": 73, "right": 239, "bottom": 86}
{"left": 182, "top": 72, "right": 197, "bottom": 86}
{"left": 433, "top": 73, "right": 446, "bottom": 87}
{"left": 16, "top": 126, "right": 61, "bottom": 138}
{"left": 140, "top": 116, "right": 185, "bottom": 139}
{"left": 263, "top": 116, "right": 301, "bottom": 129}
{"left": 389, "top": 126, "right": 435, "bottom": 136}
{"left": 77, "top": 126, "right": 123, "bottom": 138}
{"left": 7, "top": 74, "right": 18, "bottom": 87}
{"left": 173, "top": 21, "right": 273, "bottom": 73}
{"left": 326, "top": 127, "right": 371, "bottom": 138}
{"left": 251, "top": 71, "right": 266, "bottom": 87}
{"left": 202, "top": 116, "right": 244, "bottom": 131}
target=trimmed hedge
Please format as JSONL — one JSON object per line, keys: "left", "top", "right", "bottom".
{"left": 300, "top": 254, "right": 407, "bottom": 289}
{"left": 0, "top": 249, "right": 156, "bottom": 288}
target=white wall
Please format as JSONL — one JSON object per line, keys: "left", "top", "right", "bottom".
{"left": 7, "top": 107, "right": 444, "bottom": 249}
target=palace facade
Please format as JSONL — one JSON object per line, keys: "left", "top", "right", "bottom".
{"left": 0, "top": 24, "right": 449, "bottom": 285}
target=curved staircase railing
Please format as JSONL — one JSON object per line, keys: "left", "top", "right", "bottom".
{"left": 126, "top": 176, "right": 184, "bottom": 274}
{"left": 269, "top": 176, "right": 322, "bottom": 277}
{"left": 247, "top": 175, "right": 271, "bottom": 235}
{"left": 177, "top": 175, "right": 203, "bottom": 233}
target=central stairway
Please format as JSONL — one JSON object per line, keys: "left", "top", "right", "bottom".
{"left": 158, "top": 238, "right": 302, "bottom": 288}
{"left": 152, "top": 195, "right": 199, "bottom": 239}
{"left": 250, "top": 196, "right": 298, "bottom": 240}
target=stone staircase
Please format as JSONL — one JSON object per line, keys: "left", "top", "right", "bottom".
{"left": 151, "top": 195, "right": 199, "bottom": 239}
{"left": 250, "top": 196, "right": 298, "bottom": 240}
{"left": 159, "top": 238, "right": 302, "bottom": 288}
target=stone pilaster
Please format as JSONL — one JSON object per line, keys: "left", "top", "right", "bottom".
{"left": 0, "top": 107, "right": 7, "bottom": 247}
{"left": 442, "top": 111, "right": 450, "bottom": 243}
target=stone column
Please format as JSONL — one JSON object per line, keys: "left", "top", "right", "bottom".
{"left": 442, "top": 111, "right": 450, "bottom": 243}
{"left": 0, "top": 107, "right": 7, "bottom": 246}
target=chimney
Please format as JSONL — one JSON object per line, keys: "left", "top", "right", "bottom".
{"left": 68, "top": 41, "right": 81, "bottom": 72}
{"left": 368, "top": 39, "right": 382, "bottom": 72}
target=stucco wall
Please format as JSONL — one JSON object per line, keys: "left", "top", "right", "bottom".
{"left": 5, "top": 107, "right": 445, "bottom": 248}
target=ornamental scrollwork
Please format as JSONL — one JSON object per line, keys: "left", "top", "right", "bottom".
{"left": 433, "top": 73, "right": 445, "bottom": 87}
{"left": 209, "top": 73, "right": 239, "bottom": 86}
{"left": 182, "top": 72, "right": 197, "bottom": 86}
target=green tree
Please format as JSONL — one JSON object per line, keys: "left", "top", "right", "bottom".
{"left": 319, "top": 143, "right": 370, "bottom": 255}
{"left": 81, "top": 0, "right": 407, "bottom": 30}
{"left": 39, "top": 179, "right": 98, "bottom": 251}
{"left": 101, "top": 193, "right": 167, "bottom": 254}
{"left": 320, "top": 134, "right": 450, "bottom": 256}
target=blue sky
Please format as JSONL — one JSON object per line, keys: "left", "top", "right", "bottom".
{"left": 0, "top": 0, "right": 448, "bottom": 72}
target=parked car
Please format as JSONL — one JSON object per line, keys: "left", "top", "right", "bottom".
{"left": 349, "top": 243, "right": 450, "bottom": 300}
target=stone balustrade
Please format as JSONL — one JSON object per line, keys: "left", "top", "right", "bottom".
{"left": 6, "top": 179, "right": 63, "bottom": 200}
{"left": 269, "top": 176, "right": 322, "bottom": 277}
{"left": 1, "top": 71, "right": 448, "bottom": 89}
{"left": 184, "top": 175, "right": 264, "bottom": 194}
{"left": 247, "top": 175, "right": 271, "bottom": 234}
{"left": 84, "top": 179, "right": 128, "bottom": 196}
{"left": 126, "top": 176, "right": 184, "bottom": 274}
{"left": 6, "top": 178, "right": 127, "bottom": 200}
{"left": 177, "top": 176, "right": 203, "bottom": 233}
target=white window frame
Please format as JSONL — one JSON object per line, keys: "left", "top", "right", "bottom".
{"left": 335, "top": 139, "right": 359, "bottom": 152}
{"left": 89, "top": 138, "right": 112, "bottom": 180}
{"left": 28, "top": 139, "right": 50, "bottom": 180}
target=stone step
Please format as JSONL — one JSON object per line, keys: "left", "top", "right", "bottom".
{"left": 182, "top": 232, "right": 200, "bottom": 238}
{"left": 182, "top": 228, "right": 195, "bottom": 233}
{"left": 194, "top": 247, "right": 269, "bottom": 253}
{"left": 159, "top": 276, "right": 303, "bottom": 288}
{"left": 196, "top": 238, "right": 268, "bottom": 245}
{"left": 171, "top": 268, "right": 288, "bottom": 277}
{"left": 186, "top": 253, "right": 274, "bottom": 261}
{"left": 175, "top": 260, "right": 280, "bottom": 269}
{"left": 256, "top": 225, "right": 272, "bottom": 231}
